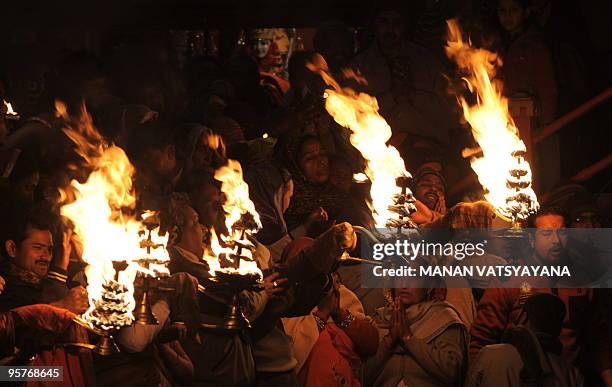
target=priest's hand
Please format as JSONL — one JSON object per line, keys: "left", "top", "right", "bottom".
{"left": 53, "top": 286, "right": 89, "bottom": 314}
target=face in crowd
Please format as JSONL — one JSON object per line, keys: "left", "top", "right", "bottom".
{"left": 192, "top": 133, "right": 217, "bottom": 173}
{"left": 329, "top": 158, "right": 352, "bottom": 194}
{"left": 498, "top": 0, "right": 530, "bottom": 36}
{"left": 394, "top": 287, "right": 429, "bottom": 308}
{"left": 190, "top": 180, "right": 227, "bottom": 235}
{"left": 5, "top": 225, "right": 54, "bottom": 278}
{"left": 253, "top": 38, "right": 272, "bottom": 59}
{"left": 414, "top": 173, "right": 445, "bottom": 211}
{"left": 299, "top": 137, "right": 329, "bottom": 185}
{"left": 571, "top": 210, "right": 601, "bottom": 229}
{"left": 175, "top": 205, "right": 205, "bottom": 252}
{"left": 530, "top": 213, "right": 568, "bottom": 264}
{"left": 374, "top": 10, "right": 404, "bottom": 53}
{"left": 147, "top": 144, "right": 178, "bottom": 181}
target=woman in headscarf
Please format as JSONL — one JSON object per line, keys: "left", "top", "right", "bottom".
{"left": 175, "top": 123, "right": 226, "bottom": 181}
{"left": 275, "top": 133, "right": 371, "bottom": 234}
{"left": 366, "top": 259, "right": 468, "bottom": 387}
{"left": 244, "top": 161, "right": 332, "bottom": 262}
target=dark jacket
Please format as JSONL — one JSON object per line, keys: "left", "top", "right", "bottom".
{"left": 0, "top": 260, "right": 69, "bottom": 312}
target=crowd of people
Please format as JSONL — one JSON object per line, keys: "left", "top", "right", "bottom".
{"left": 1, "top": 1, "right": 610, "bottom": 386}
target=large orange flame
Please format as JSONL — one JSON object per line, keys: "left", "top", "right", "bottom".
{"left": 201, "top": 138, "right": 262, "bottom": 277}
{"left": 445, "top": 20, "right": 539, "bottom": 221}
{"left": 307, "top": 63, "right": 412, "bottom": 228}
{"left": 57, "top": 101, "right": 169, "bottom": 328}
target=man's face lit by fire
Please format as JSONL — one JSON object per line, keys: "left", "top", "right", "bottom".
{"left": 530, "top": 214, "right": 568, "bottom": 264}
{"left": 191, "top": 182, "right": 226, "bottom": 234}
{"left": 415, "top": 174, "right": 445, "bottom": 211}
{"left": 5, "top": 226, "right": 54, "bottom": 278}
{"left": 193, "top": 133, "right": 216, "bottom": 172}
{"left": 178, "top": 206, "right": 205, "bottom": 247}
{"left": 299, "top": 138, "right": 329, "bottom": 184}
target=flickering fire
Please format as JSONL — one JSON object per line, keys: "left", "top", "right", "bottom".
{"left": 57, "top": 101, "right": 169, "bottom": 329}
{"left": 445, "top": 20, "right": 539, "bottom": 222}
{"left": 3, "top": 99, "right": 18, "bottom": 116}
{"left": 203, "top": 155, "right": 262, "bottom": 278}
{"left": 307, "top": 62, "right": 414, "bottom": 228}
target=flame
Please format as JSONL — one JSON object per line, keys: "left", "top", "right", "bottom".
{"left": 307, "top": 64, "right": 413, "bottom": 228}
{"left": 57, "top": 101, "right": 169, "bottom": 329}
{"left": 445, "top": 20, "right": 538, "bottom": 221}
{"left": 3, "top": 99, "right": 18, "bottom": 116}
{"left": 202, "top": 155, "right": 262, "bottom": 277}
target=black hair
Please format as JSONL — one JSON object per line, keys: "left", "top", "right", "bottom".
{"left": 527, "top": 206, "right": 569, "bottom": 228}
{"left": 523, "top": 293, "right": 565, "bottom": 337}
{"left": 0, "top": 202, "right": 58, "bottom": 258}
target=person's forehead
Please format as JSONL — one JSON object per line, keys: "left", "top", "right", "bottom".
{"left": 24, "top": 227, "right": 53, "bottom": 242}
{"left": 535, "top": 214, "right": 565, "bottom": 228}
{"left": 418, "top": 173, "right": 443, "bottom": 184}
{"left": 300, "top": 139, "right": 322, "bottom": 154}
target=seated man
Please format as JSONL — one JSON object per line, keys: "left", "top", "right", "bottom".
{"left": 469, "top": 207, "right": 612, "bottom": 386}
{"left": 0, "top": 204, "right": 93, "bottom": 385}
{"left": 161, "top": 192, "right": 267, "bottom": 387}
{"left": 414, "top": 166, "right": 447, "bottom": 215}
{"left": 0, "top": 203, "right": 88, "bottom": 313}
{"left": 162, "top": 191, "right": 358, "bottom": 387}
{"left": 467, "top": 293, "right": 584, "bottom": 386}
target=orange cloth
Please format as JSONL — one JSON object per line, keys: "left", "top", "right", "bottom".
{"left": 298, "top": 323, "right": 362, "bottom": 387}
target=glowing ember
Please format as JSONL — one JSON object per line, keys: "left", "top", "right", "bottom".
{"left": 203, "top": 155, "right": 262, "bottom": 278}
{"left": 57, "top": 101, "right": 169, "bottom": 329}
{"left": 307, "top": 63, "right": 415, "bottom": 229}
{"left": 2, "top": 99, "right": 18, "bottom": 116}
{"left": 445, "top": 20, "right": 539, "bottom": 222}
